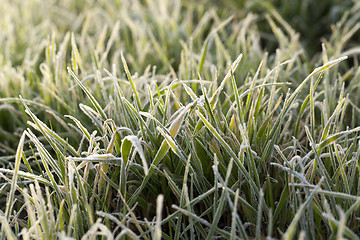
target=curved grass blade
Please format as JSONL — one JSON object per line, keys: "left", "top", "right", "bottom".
{"left": 121, "top": 135, "right": 149, "bottom": 175}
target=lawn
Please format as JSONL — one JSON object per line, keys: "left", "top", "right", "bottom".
{"left": 1, "top": 0, "right": 360, "bottom": 239}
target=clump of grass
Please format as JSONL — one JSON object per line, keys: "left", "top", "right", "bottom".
{"left": 1, "top": 0, "right": 360, "bottom": 239}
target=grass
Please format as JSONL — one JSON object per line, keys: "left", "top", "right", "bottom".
{"left": 1, "top": 0, "right": 360, "bottom": 239}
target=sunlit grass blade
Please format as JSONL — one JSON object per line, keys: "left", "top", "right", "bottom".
{"left": 121, "top": 52, "right": 142, "bottom": 109}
